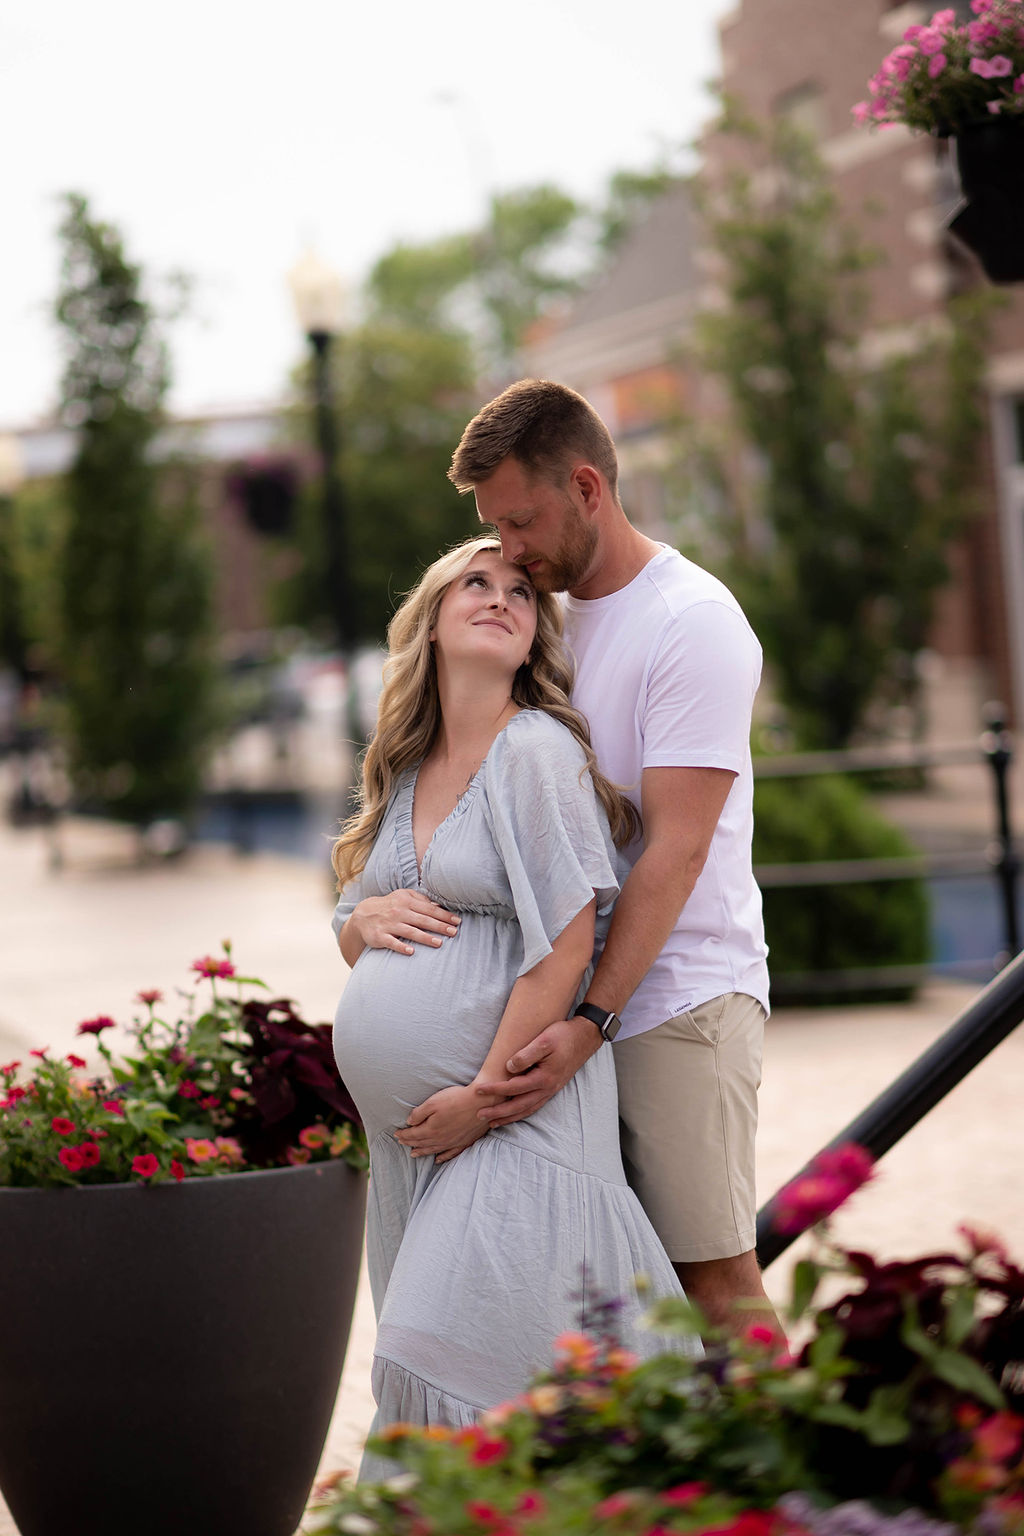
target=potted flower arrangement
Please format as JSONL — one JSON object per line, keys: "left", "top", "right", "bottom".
{"left": 308, "top": 1146, "right": 1024, "bottom": 1536}
{"left": 853, "top": 1, "right": 1024, "bottom": 281}
{"left": 0, "top": 946, "right": 367, "bottom": 1536}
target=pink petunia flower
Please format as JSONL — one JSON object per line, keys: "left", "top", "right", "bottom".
{"left": 989, "top": 99, "right": 1004, "bottom": 111}
{"left": 102, "top": 1099, "right": 125, "bottom": 1116}
{"left": 51, "top": 1116, "right": 75, "bottom": 1135}
{"left": 29, "top": 1048, "right": 48, "bottom": 1059}
{"left": 170, "top": 1159, "right": 186, "bottom": 1183}
{"left": 65, "top": 1053, "right": 87, "bottom": 1069}
{"left": 132, "top": 1153, "right": 159, "bottom": 1178}
{"left": 77, "top": 1142, "right": 101, "bottom": 1168}
{"left": 852, "top": 101, "right": 871, "bottom": 123}
{"left": 931, "top": 7, "right": 956, "bottom": 24}
{"left": 929, "top": 52, "right": 948, "bottom": 77}
{"left": 918, "top": 26, "right": 947, "bottom": 53}
{"left": 773, "top": 1143, "right": 875, "bottom": 1234}
{"left": 58, "top": 1146, "right": 85, "bottom": 1172}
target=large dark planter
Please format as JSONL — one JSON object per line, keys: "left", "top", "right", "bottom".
{"left": 0, "top": 1159, "right": 366, "bottom": 1536}
{"left": 948, "top": 117, "right": 1024, "bottom": 283}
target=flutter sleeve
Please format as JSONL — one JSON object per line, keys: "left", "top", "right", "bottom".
{"left": 482, "top": 714, "right": 620, "bottom": 976}
{"left": 331, "top": 873, "right": 365, "bottom": 941}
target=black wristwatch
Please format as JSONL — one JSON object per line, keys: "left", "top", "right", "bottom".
{"left": 574, "top": 1002, "right": 622, "bottom": 1043}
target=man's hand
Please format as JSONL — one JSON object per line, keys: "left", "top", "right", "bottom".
{"left": 394, "top": 1085, "right": 494, "bottom": 1162}
{"left": 473, "top": 1017, "right": 602, "bottom": 1126}
{"left": 349, "top": 891, "right": 460, "bottom": 956}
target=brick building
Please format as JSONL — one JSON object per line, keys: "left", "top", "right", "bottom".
{"left": 530, "top": 0, "right": 1024, "bottom": 735}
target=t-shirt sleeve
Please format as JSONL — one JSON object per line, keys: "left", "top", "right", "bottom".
{"left": 643, "top": 601, "right": 762, "bottom": 774}
{"left": 331, "top": 872, "right": 365, "bottom": 940}
{"left": 483, "top": 720, "right": 620, "bottom": 976}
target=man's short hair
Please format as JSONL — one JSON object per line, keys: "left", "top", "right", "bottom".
{"left": 449, "top": 378, "right": 619, "bottom": 498}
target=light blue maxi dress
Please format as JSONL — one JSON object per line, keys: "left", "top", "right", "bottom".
{"left": 332, "top": 710, "right": 694, "bottom": 1478}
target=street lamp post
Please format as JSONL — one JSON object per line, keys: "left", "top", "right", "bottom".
{"left": 0, "top": 433, "right": 28, "bottom": 686}
{"left": 287, "top": 251, "right": 351, "bottom": 654}
{"left": 287, "top": 251, "right": 364, "bottom": 828}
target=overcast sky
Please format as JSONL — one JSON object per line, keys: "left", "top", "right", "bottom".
{"left": 2, "top": 0, "right": 728, "bottom": 428}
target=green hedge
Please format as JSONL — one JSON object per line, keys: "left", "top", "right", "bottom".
{"left": 753, "top": 773, "right": 930, "bottom": 1005}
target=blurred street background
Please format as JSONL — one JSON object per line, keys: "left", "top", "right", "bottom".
{"left": 4, "top": 0, "right": 1024, "bottom": 1528}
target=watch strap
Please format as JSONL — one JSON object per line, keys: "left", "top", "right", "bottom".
{"left": 573, "top": 1002, "right": 622, "bottom": 1042}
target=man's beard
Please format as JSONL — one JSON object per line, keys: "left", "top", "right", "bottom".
{"left": 528, "top": 505, "right": 599, "bottom": 593}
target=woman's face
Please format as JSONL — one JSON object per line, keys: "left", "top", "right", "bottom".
{"left": 431, "top": 549, "right": 538, "bottom": 678}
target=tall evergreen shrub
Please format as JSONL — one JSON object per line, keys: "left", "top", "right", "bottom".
{"left": 56, "top": 194, "right": 214, "bottom": 826}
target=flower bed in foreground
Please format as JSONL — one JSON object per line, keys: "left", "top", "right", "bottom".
{"left": 308, "top": 1150, "right": 1024, "bottom": 1536}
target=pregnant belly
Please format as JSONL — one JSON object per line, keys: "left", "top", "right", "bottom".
{"left": 332, "top": 921, "right": 516, "bottom": 1136}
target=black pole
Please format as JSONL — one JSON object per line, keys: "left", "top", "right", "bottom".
{"left": 308, "top": 329, "right": 351, "bottom": 654}
{"left": 756, "top": 946, "right": 1024, "bottom": 1268}
{"left": 981, "top": 702, "right": 1019, "bottom": 961}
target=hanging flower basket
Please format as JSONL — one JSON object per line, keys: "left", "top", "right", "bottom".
{"left": 854, "top": 2, "right": 1024, "bottom": 285}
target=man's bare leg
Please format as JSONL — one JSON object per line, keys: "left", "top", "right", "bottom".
{"left": 674, "top": 1250, "right": 784, "bottom": 1343}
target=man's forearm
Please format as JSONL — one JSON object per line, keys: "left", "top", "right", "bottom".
{"left": 583, "top": 842, "right": 703, "bottom": 1016}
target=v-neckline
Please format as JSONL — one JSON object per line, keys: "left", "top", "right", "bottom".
{"left": 406, "top": 710, "right": 527, "bottom": 886}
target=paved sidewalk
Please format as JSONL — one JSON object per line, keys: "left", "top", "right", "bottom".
{"left": 1, "top": 811, "right": 1022, "bottom": 1533}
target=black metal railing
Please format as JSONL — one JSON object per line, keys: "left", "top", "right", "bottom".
{"left": 753, "top": 709, "right": 1020, "bottom": 991}
{"left": 756, "top": 942, "right": 1024, "bottom": 1267}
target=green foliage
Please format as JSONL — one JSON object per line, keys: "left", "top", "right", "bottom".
{"left": 54, "top": 192, "right": 216, "bottom": 824}
{"left": 308, "top": 1210, "right": 1024, "bottom": 1536}
{"left": 753, "top": 773, "right": 930, "bottom": 1002}
{"left": 693, "top": 120, "right": 993, "bottom": 749}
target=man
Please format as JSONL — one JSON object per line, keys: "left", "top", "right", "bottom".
{"left": 443, "top": 378, "right": 773, "bottom": 1334}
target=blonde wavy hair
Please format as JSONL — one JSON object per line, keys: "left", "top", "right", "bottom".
{"left": 332, "top": 536, "right": 639, "bottom": 887}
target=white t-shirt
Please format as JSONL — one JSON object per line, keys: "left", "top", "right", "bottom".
{"left": 563, "top": 545, "right": 769, "bottom": 1039}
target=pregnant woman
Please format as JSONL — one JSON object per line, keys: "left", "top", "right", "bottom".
{"left": 331, "top": 537, "right": 694, "bottom": 1477}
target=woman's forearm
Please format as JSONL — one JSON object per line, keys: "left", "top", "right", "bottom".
{"left": 474, "top": 900, "right": 596, "bottom": 1086}
{"left": 337, "top": 918, "right": 365, "bottom": 968}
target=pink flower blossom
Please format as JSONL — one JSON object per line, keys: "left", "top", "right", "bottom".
{"left": 76, "top": 1016, "right": 115, "bottom": 1036}
{"left": 989, "top": 99, "right": 1004, "bottom": 111}
{"left": 135, "top": 989, "right": 164, "bottom": 1006}
{"left": 65, "top": 1053, "right": 87, "bottom": 1069}
{"left": 0, "top": 1061, "right": 20, "bottom": 1076}
{"left": 773, "top": 1143, "right": 876, "bottom": 1235}
{"left": 852, "top": 101, "right": 871, "bottom": 123}
{"left": 298, "top": 1124, "right": 330, "bottom": 1150}
{"left": 185, "top": 1137, "right": 218, "bottom": 1163}
{"left": 102, "top": 1099, "right": 125, "bottom": 1116}
{"left": 919, "top": 26, "right": 947, "bottom": 53}
{"left": 971, "top": 0, "right": 996, "bottom": 12}
{"left": 190, "top": 956, "right": 236, "bottom": 980}
{"left": 931, "top": 7, "right": 956, "bottom": 24}
{"left": 929, "top": 52, "right": 948, "bottom": 77}
{"left": 285, "top": 1145, "right": 311, "bottom": 1165}
{"left": 58, "top": 1146, "right": 84, "bottom": 1172}
{"left": 132, "top": 1153, "right": 159, "bottom": 1178}
{"left": 214, "top": 1137, "right": 245, "bottom": 1165}
{"left": 969, "top": 19, "right": 1002, "bottom": 42}
{"left": 77, "top": 1142, "right": 101, "bottom": 1168}
{"left": 29, "top": 1048, "right": 48, "bottom": 1059}
{"left": 903, "top": 24, "right": 924, "bottom": 40}
{"left": 178, "top": 1080, "right": 201, "bottom": 1099}
{"left": 170, "top": 1158, "right": 186, "bottom": 1183}
{"left": 1015, "top": 73, "right": 1024, "bottom": 92}
{"left": 51, "top": 1117, "right": 75, "bottom": 1135}
{"left": 989, "top": 53, "right": 1014, "bottom": 75}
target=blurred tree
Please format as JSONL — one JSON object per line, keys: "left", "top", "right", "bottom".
{"left": 691, "top": 118, "right": 990, "bottom": 750}
{"left": 280, "top": 170, "right": 675, "bottom": 642}
{"left": 55, "top": 193, "right": 216, "bottom": 827}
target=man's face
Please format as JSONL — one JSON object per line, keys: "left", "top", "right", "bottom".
{"left": 473, "top": 456, "right": 598, "bottom": 594}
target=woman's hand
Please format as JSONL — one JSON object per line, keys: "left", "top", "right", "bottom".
{"left": 395, "top": 1084, "right": 498, "bottom": 1162}
{"left": 349, "top": 891, "right": 461, "bottom": 956}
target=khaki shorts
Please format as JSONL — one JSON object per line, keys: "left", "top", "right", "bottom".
{"left": 612, "top": 993, "right": 766, "bottom": 1263}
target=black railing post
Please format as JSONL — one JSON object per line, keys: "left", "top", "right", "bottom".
{"left": 756, "top": 947, "right": 1024, "bottom": 1268}
{"left": 981, "top": 702, "right": 1019, "bottom": 961}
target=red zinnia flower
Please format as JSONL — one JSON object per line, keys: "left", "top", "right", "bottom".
{"left": 0, "top": 1061, "right": 21, "bottom": 1075}
{"left": 77, "top": 1016, "right": 116, "bottom": 1037}
{"left": 4, "top": 1086, "right": 27, "bottom": 1104}
{"left": 30, "top": 1048, "right": 49, "bottom": 1059}
{"left": 135, "top": 989, "right": 164, "bottom": 1006}
{"left": 102, "top": 1100, "right": 125, "bottom": 1116}
{"left": 170, "top": 1159, "right": 185, "bottom": 1183}
{"left": 190, "top": 956, "right": 236, "bottom": 980}
{"left": 51, "top": 1116, "right": 75, "bottom": 1135}
{"left": 77, "top": 1142, "right": 101, "bottom": 1168}
{"left": 59, "top": 1147, "right": 85, "bottom": 1172}
{"left": 65, "top": 1053, "right": 87, "bottom": 1069}
{"left": 132, "top": 1154, "right": 159, "bottom": 1178}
